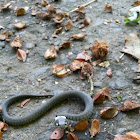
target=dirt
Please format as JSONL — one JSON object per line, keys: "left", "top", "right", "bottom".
{"left": 0, "top": 0, "right": 140, "bottom": 140}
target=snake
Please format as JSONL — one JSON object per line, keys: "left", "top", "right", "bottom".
{"left": 0, "top": 91, "right": 93, "bottom": 126}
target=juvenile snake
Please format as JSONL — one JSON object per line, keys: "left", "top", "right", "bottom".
{"left": 0, "top": 91, "right": 93, "bottom": 126}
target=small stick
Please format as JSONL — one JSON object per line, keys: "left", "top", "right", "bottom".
{"left": 68, "top": 0, "right": 97, "bottom": 14}
{"left": 88, "top": 74, "right": 94, "bottom": 96}
{"left": 119, "top": 53, "right": 124, "bottom": 60}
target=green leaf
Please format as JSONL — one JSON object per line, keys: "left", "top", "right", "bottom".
{"left": 117, "top": 95, "right": 122, "bottom": 101}
{"left": 124, "top": 18, "right": 130, "bottom": 23}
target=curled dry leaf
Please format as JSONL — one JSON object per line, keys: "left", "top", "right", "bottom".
{"left": 16, "top": 8, "right": 26, "bottom": 16}
{"left": 89, "top": 119, "right": 100, "bottom": 138}
{"left": 65, "top": 20, "right": 73, "bottom": 31}
{"left": 126, "top": 132, "right": 140, "bottom": 140}
{"left": 93, "top": 92, "right": 105, "bottom": 104}
{"left": 2, "top": 122, "right": 8, "bottom": 131}
{"left": 105, "top": 4, "right": 113, "bottom": 13}
{"left": 52, "top": 27, "right": 62, "bottom": 38}
{"left": 52, "top": 64, "right": 70, "bottom": 78}
{"left": 132, "top": 1, "right": 140, "bottom": 6}
{"left": 11, "top": 37, "right": 22, "bottom": 48}
{"left": 71, "top": 33, "right": 87, "bottom": 40}
{"left": 69, "top": 59, "right": 84, "bottom": 71}
{"left": 76, "top": 51, "right": 92, "bottom": 61}
{"left": 83, "top": 17, "right": 91, "bottom": 26}
{"left": 41, "top": 0, "right": 48, "bottom": 6}
{"left": 0, "top": 121, "right": 8, "bottom": 131}
{"left": 61, "top": 41, "right": 71, "bottom": 49}
{"left": 21, "top": 99, "right": 30, "bottom": 108}
{"left": 50, "top": 128, "right": 64, "bottom": 140}
{"left": 100, "top": 107, "right": 118, "bottom": 119}
{"left": 13, "top": 21, "right": 26, "bottom": 29}
{"left": 91, "top": 40, "right": 109, "bottom": 59}
{"left": 120, "top": 99, "right": 140, "bottom": 111}
{"left": 47, "top": 4, "right": 56, "bottom": 15}
{"left": 44, "top": 47, "right": 58, "bottom": 59}
{"left": 67, "top": 132, "right": 78, "bottom": 140}
{"left": 106, "top": 68, "right": 112, "bottom": 77}
{"left": 0, "top": 32, "right": 7, "bottom": 41}
{"left": 102, "top": 87, "right": 111, "bottom": 99}
{"left": 53, "top": 13, "right": 65, "bottom": 24}
{"left": 0, "top": 122, "right": 4, "bottom": 130}
{"left": 1, "top": 2, "right": 11, "bottom": 10}
{"left": 36, "top": 12, "right": 50, "bottom": 20}
{"left": 74, "top": 120, "right": 88, "bottom": 131}
{"left": 17, "top": 49, "right": 27, "bottom": 62}
{"left": 114, "top": 135, "right": 136, "bottom": 140}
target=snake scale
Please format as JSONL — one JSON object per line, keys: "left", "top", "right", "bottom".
{"left": 0, "top": 91, "right": 93, "bottom": 126}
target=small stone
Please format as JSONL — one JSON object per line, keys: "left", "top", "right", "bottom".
{"left": 94, "top": 82, "right": 102, "bottom": 87}
{"left": 55, "top": 81, "right": 58, "bottom": 85}
{"left": 115, "top": 19, "right": 120, "bottom": 23}
{"left": 38, "top": 79, "right": 41, "bottom": 82}
{"left": 0, "top": 41, "right": 5, "bottom": 48}
{"left": 25, "top": 43, "right": 35, "bottom": 49}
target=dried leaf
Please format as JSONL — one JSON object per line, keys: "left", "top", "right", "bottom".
{"left": 13, "top": 21, "right": 26, "bottom": 29}
{"left": 2, "top": 122, "right": 8, "bottom": 131}
{"left": 47, "top": 4, "right": 56, "bottom": 15}
{"left": 0, "top": 32, "right": 7, "bottom": 41}
{"left": 105, "top": 4, "right": 113, "bottom": 13}
{"left": 106, "top": 68, "right": 112, "bottom": 77}
{"left": 120, "top": 99, "right": 140, "bottom": 111}
{"left": 71, "top": 33, "right": 87, "bottom": 40}
{"left": 1, "top": 2, "right": 11, "bottom": 10}
{"left": 132, "top": 1, "right": 140, "bottom": 6}
{"left": 52, "top": 64, "right": 70, "bottom": 78}
{"left": 65, "top": 20, "right": 73, "bottom": 31}
{"left": 44, "top": 47, "right": 58, "bottom": 59}
{"left": 100, "top": 107, "right": 118, "bottom": 119}
{"left": 61, "top": 41, "right": 71, "bottom": 49}
{"left": 126, "top": 132, "right": 140, "bottom": 140}
{"left": 89, "top": 119, "right": 100, "bottom": 137}
{"left": 0, "top": 130, "right": 2, "bottom": 140}
{"left": 99, "top": 61, "right": 110, "bottom": 68}
{"left": 50, "top": 128, "right": 64, "bottom": 140}
{"left": 83, "top": 17, "right": 91, "bottom": 26}
{"left": 11, "top": 37, "right": 22, "bottom": 48}
{"left": 114, "top": 135, "right": 136, "bottom": 140}
{"left": 67, "top": 132, "right": 78, "bottom": 140}
{"left": 91, "top": 40, "right": 109, "bottom": 59}
{"left": 36, "top": 12, "right": 50, "bottom": 20}
{"left": 21, "top": 99, "right": 30, "bottom": 108}
{"left": 76, "top": 51, "right": 92, "bottom": 61}
{"left": 102, "top": 87, "right": 111, "bottom": 99}
{"left": 31, "top": 10, "right": 38, "bottom": 16}
{"left": 41, "top": 0, "right": 48, "bottom": 6}
{"left": 17, "top": 49, "right": 27, "bottom": 62}
{"left": 52, "top": 27, "right": 62, "bottom": 38}
{"left": 74, "top": 121, "right": 88, "bottom": 131}
{"left": 16, "top": 8, "right": 26, "bottom": 16}
{"left": 93, "top": 92, "right": 105, "bottom": 104}
{"left": 69, "top": 60, "right": 84, "bottom": 71}
{"left": 92, "top": 59, "right": 102, "bottom": 66}
{"left": 53, "top": 13, "right": 64, "bottom": 24}
{"left": 0, "top": 122, "right": 4, "bottom": 130}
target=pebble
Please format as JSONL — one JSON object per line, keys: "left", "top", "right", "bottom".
{"left": 94, "top": 82, "right": 102, "bottom": 87}
{"left": 34, "top": 66, "right": 49, "bottom": 76}
{"left": 25, "top": 42, "right": 35, "bottom": 49}
{"left": 0, "top": 41, "right": 5, "bottom": 48}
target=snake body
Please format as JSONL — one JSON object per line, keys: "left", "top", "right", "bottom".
{"left": 1, "top": 91, "right": 93, "bottom": 126}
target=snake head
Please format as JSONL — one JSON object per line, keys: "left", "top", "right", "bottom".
{"left": 0, "top": 105, "right": 2, "bottom": 121}
{"left": 55, "top": 116, "right": 68, "bottom": 129}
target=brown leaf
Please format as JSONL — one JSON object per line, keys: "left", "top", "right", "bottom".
{"left": 65, "top": 20, "right": 73, "bottom": 31}
{"left": 67, "top": 132, "right": 78, "bottom": 140}
{"left": 76, "top": 51, "right": 92, "bottom": 61}
{"left": 52, "top": 64, "right": 70, "bottom": 78}
{"left": 83, "top": 17, "right": 91, "bottom": 26}
{"left": 93, "top": 92, "right": 105, "bottom": 104}
{"left": 0, "top": 32, "right": 7, "bottom": 41}
{"left": 13, "top": 21, "right": 26, "bottom": 29}
{"left": 74, "top": 120, "right": 88, "bottom": 131}
{"left": 44, "top": 47, "right": 58, "bottom": 59}
{"left": 41, "top": 0, "right": 48, "bottom": 6}
{"left": 2, "top": 122, "right": 8, "bottom": 131}
{"left": 0, "top": 122, "right": 4, "bottom": 130}
{"left": 47, "top": 4, "right": 56, "bottom": 15}
{"left": 0, "top": 130, "right": 2, "bottom": 140}
{"left": 89, "top": 119, "right": 100, "bottom": 137}
{"left": 114, "top": 135, "right": 136, "bottom": 140}
{"left": 105, "top": 4, "right": 113, "bottom": 13}
{"left": 52, "top": 27, "right": 62, "bottom": 38}
{"left": 126, "top": 132, "right": 140, "bottom": 140}
{"left": 36, "top": 12, "right": 50, "bottom": 20}
{"left": 50, "top": 128, "right": 64, "bottom": 140}
{"left": 1, "top": 2, "right": 11, "bottom": 10}
{"left": 11, "top": 37, "right": 22, "bottom": 48}
{"left": 102, "top": 87, "right": 111, "bottom": 99}
{"left": 21, "top": 99, "right": 30, "bottom": 108}
{"left": 100, "top": 107, "right": 118, "bottom": 119}
{"left": 92, "top": 59, "right": 102, "bottom": 66}
{"left": 71, "top": 33, "right": 87, "bottom": 40}
{"left": 106, "top": 68, "right": 112, "bottom": 77}
{"left": 53, "top": 13, "right": 65, "bottom": 24}
{"left": 17, "top": 49, "right": 27, "bottom": 62}
{"left": 132, "top": 1, "right": 140, "bottom": 6}
{"left": 16, "top": 8, "right": 26, "bottom": 16}
{"left": 31, "top": 10, "right": 38, "bottom": 16}
{"left": 69, "top": 60, "right": 84, "bottom": 71}
{"left": 91, "top": 40, "right": 109, "bottom": 59}
{"left": 61, "top": 41, "right": 71, "bottom": 49}
{"left": 120, "top": 99, "right": 140, "bottom": 111}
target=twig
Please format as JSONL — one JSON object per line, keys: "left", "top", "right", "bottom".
{"left": 88, "top": 74, "right": 94, "bottom": 96}
{"left": 68, "top": 0, "right": 97, "bottom": 14}
{"left": 108, "top": 131, "right": 115, "bottom": 137}
{"left": 119, "top": 53, "right": 124, "bottom": 60}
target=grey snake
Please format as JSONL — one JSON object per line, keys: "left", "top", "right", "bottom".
{"left": 0, "top": 91, "right": 93, "bottom": 126}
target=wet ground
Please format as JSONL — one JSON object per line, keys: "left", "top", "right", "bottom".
{"left": 0, "top": 0, "right": 140, "bottom": 140}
